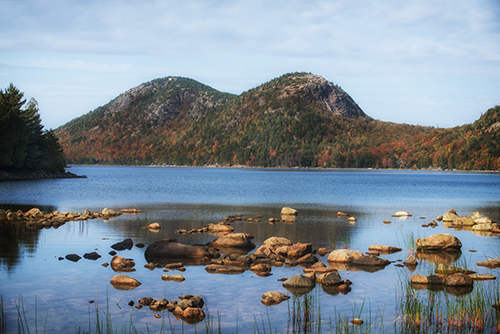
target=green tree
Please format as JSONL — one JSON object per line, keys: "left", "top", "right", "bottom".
{"left": 0, "top": 84, "right": 66, "bottom": 173}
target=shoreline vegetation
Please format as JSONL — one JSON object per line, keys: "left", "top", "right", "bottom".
{"left": 1, "top": 84, "right": 73, "bottom": 181}
{"left": 67, "top": 163, "right": 500, "bottom": 173}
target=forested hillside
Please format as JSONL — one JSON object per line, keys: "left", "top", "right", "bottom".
{"left": 56, "top": 73, "right": 500, "bottom": 170}
{"left": 0, "top": 84, "right": 66, "bottom": 175}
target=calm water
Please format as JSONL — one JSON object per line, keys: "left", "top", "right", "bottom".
{"left": 1, "top": 166, "right": 500, "bottom": 333}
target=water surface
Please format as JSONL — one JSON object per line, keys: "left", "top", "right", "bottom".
{"left": 1, "top": 166, "right": 499, "bottom": 333}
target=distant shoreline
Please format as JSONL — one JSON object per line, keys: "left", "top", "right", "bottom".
{"left": 67, "top": 164, "right": 500, "bottom": 173}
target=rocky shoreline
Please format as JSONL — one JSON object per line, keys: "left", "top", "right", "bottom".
{"left": 0, "top": 169, "right": 86, "bottom": 180}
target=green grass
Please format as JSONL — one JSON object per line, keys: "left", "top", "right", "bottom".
{"left": 4, "top": 278, "right": 500, "bottom": 334}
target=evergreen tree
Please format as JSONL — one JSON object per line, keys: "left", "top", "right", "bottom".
{"left": 0, "top": 84, "right": 66, "bottom": 173}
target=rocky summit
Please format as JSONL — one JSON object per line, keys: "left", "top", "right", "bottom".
{"left": 56, "top": 73, "right": 500, "bottom": 170}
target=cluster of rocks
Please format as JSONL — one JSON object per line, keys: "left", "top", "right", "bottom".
{"left": 132, "top": 295, "right": 206, "bottom": 324}
{"left": 438, "top": 209, "right": 498, "bottom": 233}
{"left": 175, "top": 207, "right": 301, "bottom": 235}
{"left": 282, "top": 270, "right": 352, "bottom": 297}
{"left": 176, "top": 221, "right": 235, "bottom": 235}
{"left": 0, "top": 207, "right": 141, "bottom": 229}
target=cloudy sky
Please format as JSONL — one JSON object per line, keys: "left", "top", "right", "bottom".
{"left": 1, "top": 0, "right": 499, "bottom": 129}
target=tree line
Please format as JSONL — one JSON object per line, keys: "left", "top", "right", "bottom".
{"left": 0, "top": 84, "right": 66, "bottom": 173}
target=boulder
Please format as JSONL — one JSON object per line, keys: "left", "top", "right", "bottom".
{"left": 347, "top": 217, "right": 356, "bottom": 223}
{"left": 477, "top": 258, "right": 500, "bottom": 268}
{"left": 287, "top": 243, "right": 312, "bottom": 259}
{"left": 65, "top": 254, "right": 81, "bottom": 262}
{"left": 475, "top": 217, "right": 494, "bottom": 224}
{"left": 145, "top": 241, "right": 220, "bottom": 259}
{"left": 109, "top": 275, "right": 141, "bottom": 290}
{"left": 207, "top": 233, "right": 255, "bottom": 250}
{"left": 261, "top": 291, "right": 290, "bottom": 306}
{"left": 296, "top": 253, "right": 318, "bottom": 265}
{"left": 472, "top": 223, "right": 497, "bottom": 232}
{"left": 392, "top": 211, "right": 411, "bottom": 217}
{"left": 207, "top": 222, "right": 234, "bottom": 234}
{"left": 368, "top": 245, "right": 402, "bottom": 253}
{"left": 442, "top": 210, "right": 459, "bottom": 222}
{"left": 351, "top": 255, "right": 391, "bottom": 267}
{"left": 435, "top": 263, "right": 475, "bottom": 275}
{"left": 315, "top": 248, "right": 330, "bottom": 256}
{"left": 204, "top": 264, "right": 246, "bottom": 274}
{"left": 415, "top": 234, "right": 462, "bottom": 252}
{"left": 150, "top": 299, "right": 168, "bottom": 312}
{"left": 403, "top": 255, "right": 418, "bottom": 267}
{"left": 469, "top": 274, "right": 496, "bottom": 281}
{"left": 445, "top": 273, "right": 473, "bottom": 287}
{"left": 281, "top": 207, "right": 298, "bottom": 216}
{"left": 102, "top": 208, "right": 121, "bottom": 217}
{"left": 161, "top": 274, "right": 185, "bottom": 282}
{"left": 148, "top": 223, "right": 161, "bottom": 230}
{"left": 283, "top": 274, "right": 315, "bottom": 290}
{"left": 111, "top": 238, "right": 134, "bottom": 251}
{"left": 327, "top": 249, "right": 363, "bottom": 263}
{"left": 83, "top": 252, "right": 101, "bottom": 260}
{"left": 316, "top": 271, "right": 342, "bottom": 286}
{"left": 452, "top": 216, "right": 475, "bottom": 226}
{"left": 410, "top": 274, "right": 445, "bottom": 286}
{"left": 263, "top": 237, "right": 292, "bottom": 247}
{"left": 111, "top": 256, "right": 135, "bottom": 272}
{"left": 182, "top": 307, "right": 205, "bottom": 324}
{"left": 139, "top": 297, "right": 155, "bottom": 306}
{"left": 250, "top": 263, "right": 272, "bottom": 274}
{"left": 254, "top": 244, "right": 274, "bottom": 257}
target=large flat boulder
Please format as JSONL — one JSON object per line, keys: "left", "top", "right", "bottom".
{"left": 415, "top": 233, "right": 462, "bottom": 252}
{"left": 327, "top": 249, "right": 363, "bottom": 263}
{"left": 207, "top": 233, "right": 255, "bottom": 250}
{"left": 145, "top": 241, "right": 220, "bottom": 259}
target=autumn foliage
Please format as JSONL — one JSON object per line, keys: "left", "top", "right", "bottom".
{"left": 56, "top": 74, "right": 500, "bottom": 171}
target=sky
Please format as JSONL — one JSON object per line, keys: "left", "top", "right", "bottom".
{"left": 1, "top": 0, "right": 499, "bottom": 130}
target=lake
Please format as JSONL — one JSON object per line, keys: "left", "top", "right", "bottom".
{"left": 1, "top": 166, "right": 499, "bottom": 333}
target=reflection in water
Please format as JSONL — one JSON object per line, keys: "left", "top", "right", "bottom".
{"left": 0, "top": 227, "right": 40, "bottom": 273}
{"left": 415, "top": 251, "right": 462, "bottom": 265}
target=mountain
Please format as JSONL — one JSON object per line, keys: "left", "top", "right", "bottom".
{"left": 56, "top": 72, "right": 500, "bottom": 170}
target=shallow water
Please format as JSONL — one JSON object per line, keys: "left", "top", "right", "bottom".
{"left": 1, "top": 166, "right": 499, "bottom": 333}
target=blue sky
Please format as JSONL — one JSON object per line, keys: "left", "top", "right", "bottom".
{"left": 1, "top": 0, "right": 499, "bottom": 129}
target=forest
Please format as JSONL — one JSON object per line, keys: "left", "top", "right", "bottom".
{"left": 56, "top": 73, "right": 500, "bottom": 171}
{"left": 0, "top": 84, "right": 66, "bottom": 174}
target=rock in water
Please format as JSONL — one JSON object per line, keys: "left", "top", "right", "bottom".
{"left": 415, "top": 234, "right": 462, "bottom": 252}
{"left": 109, "top": 275, "right": 141, "bottom": 290}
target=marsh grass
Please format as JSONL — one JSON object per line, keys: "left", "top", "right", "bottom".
{"left": 396, "top": 278, "right": 500, "bottom": 333}
{"left": 6, "top": 279, "right": 500, "bottom": 334}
